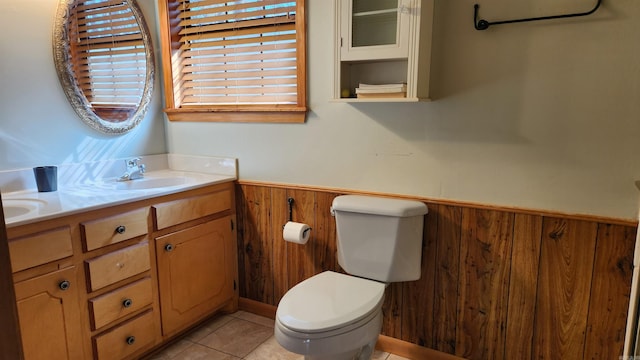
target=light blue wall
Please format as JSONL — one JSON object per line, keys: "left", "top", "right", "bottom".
{"left": 1, "top": 1, "right": 639, "bottom": 221}
{"left": 0, "top": 0, "right": 166, "bottom": 171}
{"left": 165, "top": 0, "right": 640, "bottom": 220}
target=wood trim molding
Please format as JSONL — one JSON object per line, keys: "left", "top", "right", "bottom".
{"left": 236, "top": 179, "right": 638, "bottom": 227}
{"left": 165, "top": 109, "right": 306, "bottom": 123}
{"left": 238, "top": 297, "right": 276, "bottom": 319}
{"left": 238, "top": 297, "right": 460, "bottom": 360}
{"left": 0, "top": 194, "right": 24, "bottom": 359}
{"left": 376, "top": 335, "right": 464, "bottom": 360}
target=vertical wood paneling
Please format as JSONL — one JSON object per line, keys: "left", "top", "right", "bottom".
{"left": 286, "top": 189, "right": 315, "bottom": 288}
{"left": 271, "top": 188, "right": 288, "bottom": 305}
{"left": 584, "top": 224, "right": 635, "bottom": 359}
{"left": 533, "top": 218, "right": 598, "bottom": 360}
{"left": 504, "top": 214, "right": 543, "bottom": 360}
{"left": 235, "top": 184, "right": 637, "bottom": 360}
{"left": 382, "top": 283, "right": 403, "bottom": 338}
{"left": 456, "top": 208, "right": 513, "bottom": 360}
{"left": 313, "top": 192, "right": 339, "bottom": 273}
{"left": 401, "top": 202, "right": 438, "bottom": 347}
{"left": 433, "top": 205, "right": 462, "bottom": 354}
{"left": 235, "top": 184, "right": 247, "bottom": 298}
{"left": 238, "top": 185, "right": 274, "bottom": 304}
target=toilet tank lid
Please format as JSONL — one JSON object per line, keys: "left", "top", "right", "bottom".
{"left": 331, "top": 195, "right": 428, "bottom": 217}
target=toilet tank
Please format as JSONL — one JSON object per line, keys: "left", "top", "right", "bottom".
{"left": 331, "top": 195, "right": 428, "bottom": 282}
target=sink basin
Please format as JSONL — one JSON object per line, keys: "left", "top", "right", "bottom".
{"left": 4, "top": 205, "right": 31, "bottom": 218}
{"left": 114, "top": 176, "right": 188, "bottom": 190}
{"left": 2, "top": 198, "right": 48, "bottom": 220}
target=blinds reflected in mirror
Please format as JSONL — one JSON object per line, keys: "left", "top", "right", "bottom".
{"left": 68, "top": 0, "right": 146, "bottom": 122}
{"left": 174, "top": 0, "right": 298, "bottom": 106}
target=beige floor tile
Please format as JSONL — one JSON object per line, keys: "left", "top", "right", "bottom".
{"left": 146, "top": 353, "right": 171, "bottom": 360}
{"left": 158, "top": 339, "right": 194, "bottom": 359}
{"left": 184, "top": 314, "right": 234, "bottom": 343}
{"left": 371, "top": 350, "right": 391, "bottom": 359}
{"left": 197, "top": 318, "right": 273, "bottom": 357}
{"left": 244, "top": 336, "right": 303, "bottom": 360}
{"left": 387, "top": 354, "right": 411, "bottom": 360}
{"left": 231, "top": 311, "right": 276, "bottom": 328}
{"left": 172, "top": 343, "right": 240, "bottom": 360}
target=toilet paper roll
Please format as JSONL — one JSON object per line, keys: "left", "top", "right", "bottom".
{"left": 283, "top": 221, "right": 311, "bottom": 244}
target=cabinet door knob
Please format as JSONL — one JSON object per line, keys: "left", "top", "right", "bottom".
{"left": 126, "top": 336, "right": 136, "bottom": 345}
{"left": 164, "top": 243, "right": 174, "bottom": 252}
{"left": 58, "top": 280, "right": 70, "bottom": 291}
{"left": 122, "top": 298, "right": 133, "bottom": 308}
{"left": 115, "top": 225, "right": 126, "bottom": 234}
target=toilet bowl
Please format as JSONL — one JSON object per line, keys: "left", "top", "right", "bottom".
{"left": 275, "top": 195, "right": 428, "bottom": 360}
{"left": 275, "top": 271, "right": 385, "bottom": 360}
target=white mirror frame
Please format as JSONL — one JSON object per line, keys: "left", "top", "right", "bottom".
{"left": 52, "top": 0, "right": 155, "bottom": 135}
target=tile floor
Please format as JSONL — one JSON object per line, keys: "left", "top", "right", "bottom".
{"left": 147, "top": 311, "right": 410, "bottom": 360}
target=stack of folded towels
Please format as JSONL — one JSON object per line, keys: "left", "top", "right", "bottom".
{"left": 355, "top": 83, "right": 407, "bottom": 98}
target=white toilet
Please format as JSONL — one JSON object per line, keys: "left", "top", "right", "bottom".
{"left": 275, "top": 195, "right": 428, "bottom": 360}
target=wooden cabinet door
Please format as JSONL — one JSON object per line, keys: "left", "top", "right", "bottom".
{"left": 15, "top": 266, "right": 85, "bottom": 360}
{"left": 155, "top": 216, "right": 235, "bottom": 336}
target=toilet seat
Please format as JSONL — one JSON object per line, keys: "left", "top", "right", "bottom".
{"left": 276, "top": 271, "right": 385, "bottom": 334}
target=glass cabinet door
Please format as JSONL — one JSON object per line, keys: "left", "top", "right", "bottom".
{"left": 340, "top": 0, "right": 412, "bottom": 61}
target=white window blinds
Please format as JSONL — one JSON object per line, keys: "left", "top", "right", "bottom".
{"left": 68, "top": 0, "right": 146, "bottom": 120}
{"left": 173, "top": 0, "right": 299, "bottom": 106}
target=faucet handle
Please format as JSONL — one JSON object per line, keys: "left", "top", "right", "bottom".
{"left": 126, "top": 157, "right": 141, "bottom": 168}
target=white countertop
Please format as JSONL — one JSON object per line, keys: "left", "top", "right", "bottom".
{"left": 1, "top": 155, "right": 237, "bottom": 227}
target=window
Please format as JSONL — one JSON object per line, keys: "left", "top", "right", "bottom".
{"left": 158, "top": 0, "right": 307, "bottom": 123}
{"left": 68, "top": 0, "right": 148, "bottom": 122}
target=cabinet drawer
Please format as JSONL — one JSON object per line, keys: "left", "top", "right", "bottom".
{"left": 9, "top": 227, "right": 72, "bottom": 272}
{"left": 81, "top": 208, "right": 149, "bottom": 252}
{"left": 89, "top": 277, "right": 153, "bottom": 330}
{"left": 93, "top": 310, "right": 156, "bottom": 360}
{"left": 153, "top": 189, "right": 232, "bottom": 230}
{"left": 86, "top": 242, "right": 150, "bottom": 292}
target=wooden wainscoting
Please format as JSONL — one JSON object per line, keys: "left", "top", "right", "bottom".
{"left": 235, "top": 182, "right": 637, "bottom": 360}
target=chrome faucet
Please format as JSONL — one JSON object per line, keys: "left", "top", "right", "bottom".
{"left": 117, "top": 157, "right": 145, "bottom": 181}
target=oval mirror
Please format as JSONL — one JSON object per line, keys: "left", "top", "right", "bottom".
{"left": 53, "top": 0, "right": 154, "bottom": 135}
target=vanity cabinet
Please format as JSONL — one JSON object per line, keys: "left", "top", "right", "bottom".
{"left": 5, "top": 180, "right": 238, "bottom": 360}
{"left": 81, "top": 206, "right": 159, "bottom": 360}
{"left": 9, "top": 226, "right": 85, "bottom": 360}
{"left": 14, "top": 266, "right": 85, "bottom": 360}
{"left": 153, "top": 188, "right": 237, "bottom": 337}
{"left": 334, "top": 0, "right": 434, "bottom": 101}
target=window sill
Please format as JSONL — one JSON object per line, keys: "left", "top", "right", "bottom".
{"left": 164, "top": 107, "right": 307, "bottom": 123}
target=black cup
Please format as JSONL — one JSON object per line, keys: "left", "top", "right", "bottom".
{"left": 33, "top": 166, "right": 58, "bottom": 192}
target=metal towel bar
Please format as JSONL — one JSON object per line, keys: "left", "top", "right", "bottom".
{"left": 473, "top": 0, "right": 601, "bottom": 31}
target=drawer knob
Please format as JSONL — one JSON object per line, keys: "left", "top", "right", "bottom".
{"left": 122, "top": 298, "right": 133, "bottom": 308}
{"left": 115, "top": 225, "right": 126, "bottom": 234}
{"left": 126, "top": 336, "right": 136, "bottom": 345}
{"left": 58, "top": 280, "right": 70, "bottom": 291}
{"left": 164, "top": 243, "right": 174, "bottom": 252}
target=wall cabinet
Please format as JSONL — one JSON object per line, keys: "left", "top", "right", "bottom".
{"left": 339, "top": 0, "right": 412, "bottom": 61}
{"left": 334, "top": 0, "right": 434, "bottom": 101}
{"left": 6, "top": 181, "right": 238, "bottom": 360}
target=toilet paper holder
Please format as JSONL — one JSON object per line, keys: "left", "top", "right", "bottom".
{"left": 287, "top": 197, "right": 294, "bottom": 222}
{"left": 284, "top": 197, "right": 312, "bottom": 234}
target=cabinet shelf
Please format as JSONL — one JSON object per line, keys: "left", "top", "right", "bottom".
{"left": 332, "top": 97, "right": 430, "bottom": 103}
{"left": 353, "top": 9, "right": 397, "bottom": 17}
